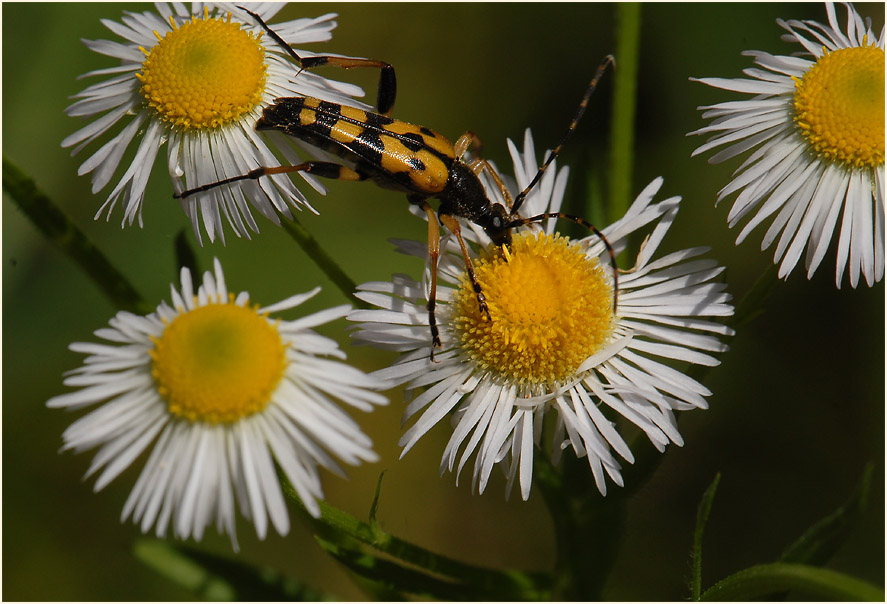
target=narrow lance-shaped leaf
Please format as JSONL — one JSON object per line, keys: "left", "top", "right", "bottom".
{"left": 280, "top": 471, "right": 551, "bottom": 600}
{"left": 316, "top": 536, "right": 470, "bottom": 601}
{"left": 134, "top": 539, "right": 335, "bottom": 601}
{"left": 699, "top": 562, "right": 885, "bottom": 602}
{"left": 779, "top": 462, "right": 874, "bottom": 566}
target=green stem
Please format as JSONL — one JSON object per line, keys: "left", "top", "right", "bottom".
{"left": 607, "top": 2, "right": 641, "bottom": 225}
{"left": 535, "top": 454, "right": 626, "bottom": 600}
{"left": 280, "top": 216, "right": 369, "bottom": 309}
{"left": 700, "top": 563, "right": 884, "bottom": 602}
{"left": 2, "top": 156, "right": 148, "bottom": 314}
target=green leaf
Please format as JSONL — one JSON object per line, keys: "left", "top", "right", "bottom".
{"left": 690, "top": 473, "right": 721, "bottom": 601}
{"left": 779, "top": 462, "right": 874, "bottom": 566}
{"left": 699, "top": 563, "right": 884, "bottom": 602}
{"left": 3, "top": 156, "right": 148, "bottom": 314}
{"left": 279, "top": 471, "right": 550, "bottom": 600}
{"left": 316, "top": 536, "right": 467, "bottom": 601}
{"left": 133, "top": 539, "right": 332, "bottom": 601}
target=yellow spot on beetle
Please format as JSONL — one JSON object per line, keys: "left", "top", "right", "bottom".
{"left": 330, "top": 119, "right": 363, "bottom": 144}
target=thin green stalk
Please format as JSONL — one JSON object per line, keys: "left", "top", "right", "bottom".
{"left": 2, "top": 156, "right": 148, "bottom": 314}
{"left": 606, "top": 2, "right": 641, "bottom": 225}
{"left": 690, "top": 474, "right": 722, "bottom": 601}
{"left": 280, "top": 216, "right": 369, "bottom": 309}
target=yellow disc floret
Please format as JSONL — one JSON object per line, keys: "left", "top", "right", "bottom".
{"left": 151, "top": 298, "right": 286, "bottom": 424}
{"left": 452, "top": 232, "right": 615, "bottom": 386}
{"left": 137, "top": 9, "right": 267, "bottom": 130}
{"left": 793, "top": 43, "right": 885, "bottom": 169}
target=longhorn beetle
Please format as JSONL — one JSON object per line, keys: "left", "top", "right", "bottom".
{"left": 175, "top": 8, "right": 617, "bottom": 358}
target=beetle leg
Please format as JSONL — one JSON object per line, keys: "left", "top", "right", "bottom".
{"left": 453, "top": 131, "right": 483, "bottom": 157}
{"left": 412, "top": 198, "right": 443, "bottom": 361}
{"left": 454, "top": 132, "right": 514, "bottom": 211}
{"left": 174, "top": 161, "right": 370, "bottom": 199}
{"left": 438, "top": 213, "right": 491, "bottom": 322}
{"left": 238, "top": 7, "right": 397, "bottom": 116}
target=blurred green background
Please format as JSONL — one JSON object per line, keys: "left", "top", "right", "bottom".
{"left": 3, "top": 2, "right": 883, "bottom": 600}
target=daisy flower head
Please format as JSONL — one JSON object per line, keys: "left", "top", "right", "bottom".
{"left": 690, "top": 2, "right": 885, "bottom": 288}
{"left": 63, "top": 3, "right": 367, "bottom": 243}
{"left": 48, "top": 258, "right": 386, "bottom": 550}
{"left": 348, "top": 130, "right": 734, "bottom": 500}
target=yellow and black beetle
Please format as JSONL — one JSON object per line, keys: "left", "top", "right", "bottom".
{"left": 176, "top": 7, "right": 616, "bottom": 357}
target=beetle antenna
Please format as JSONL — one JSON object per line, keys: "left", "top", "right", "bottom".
{"left": 510, "top": 55, "right": 614, "bottom": 217}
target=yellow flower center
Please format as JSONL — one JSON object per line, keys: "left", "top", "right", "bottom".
{"left": 452, "top": 232, "right": 616, "bottom": 386}
{"left": 137, "top": 9, "right": 268, "bottom": 130}
{"left": 151, "top": 299, "right": 286, "bottom": 424}
{"left": 793, "top": 43, "right": 885, "bottom": 168}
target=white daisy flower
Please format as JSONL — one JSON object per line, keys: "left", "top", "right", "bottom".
{"left": 48, "top": 258, "right": 386, "bottom": 550}
{"left": 347, "top": 130, "right": 734, "bottom": 500}
{"left": 690, "top": 2, "right": 884, "bottom": 287}
{"left": 63, "top": 3, "right": 368, "bottom": 243}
